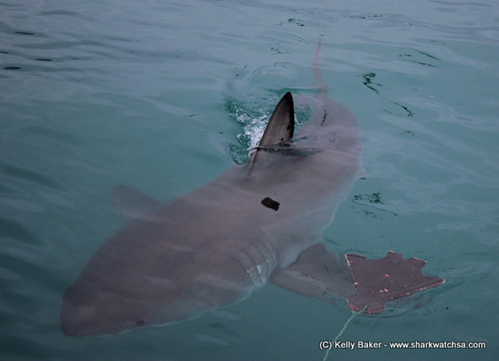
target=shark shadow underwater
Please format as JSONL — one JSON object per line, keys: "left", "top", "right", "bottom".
{"left": 61, "top": 45, "right": 443, "bottom": 337}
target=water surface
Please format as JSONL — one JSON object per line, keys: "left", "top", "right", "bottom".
{"left": 1, "top": 0, "right": 498, "bottom": 359}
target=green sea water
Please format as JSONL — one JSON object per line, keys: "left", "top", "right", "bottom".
{"left": 1, "top": 0, "right": 498, "bottom": 360}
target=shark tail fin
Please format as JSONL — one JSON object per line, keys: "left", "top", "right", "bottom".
{"left": 313, "top": 35, "right": 328, "bottom": 96}
{"left": 249, "top": 92, "right": 295, "bottom": 166}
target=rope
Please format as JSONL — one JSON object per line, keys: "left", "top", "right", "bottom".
{"left": 322, "top": 304, "right": 368, "bottom": 361}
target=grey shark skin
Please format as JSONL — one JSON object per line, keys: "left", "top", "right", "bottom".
{"left": 60, "top": 47, "right": 363, "bottom": 337}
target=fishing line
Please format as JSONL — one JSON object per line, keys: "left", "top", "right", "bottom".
{"left": 322, "top": 304, "right": 368, "bottom": 361}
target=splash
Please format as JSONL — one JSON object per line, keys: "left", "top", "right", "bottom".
{"left": 226, "top": 97, "right": 270, "bottom": 164}
{"left": 225, "top": 95, "right": 310, "bottom": 164}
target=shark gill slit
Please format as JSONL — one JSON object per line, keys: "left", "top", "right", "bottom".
{"left": 236, "top": 239, "right": 277, "bottom": 287}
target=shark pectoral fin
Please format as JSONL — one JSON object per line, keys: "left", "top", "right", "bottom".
{"left": 250, "top": 92, "right": 295, "bottom": 165}
{"left": 111, "top": 185, "right": 162, "bottom": 223}
{"left": 269, "top": 243, "right": 356, "bottom": 301}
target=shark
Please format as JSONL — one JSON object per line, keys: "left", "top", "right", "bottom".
{"left": 60, "top": 41, "right": 364, "bottom": 337}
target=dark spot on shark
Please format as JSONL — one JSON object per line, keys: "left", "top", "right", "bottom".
{"left": 261, "top": 197, "right": 279, "bottom": 211}
{"left": 136, "top": 320, "right": 146, "bottom": 326}
{"left": 321, "top": 111, "right": 328, "bottom": 125}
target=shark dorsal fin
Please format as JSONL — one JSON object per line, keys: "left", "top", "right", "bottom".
{"left": 259, "top": 92, "right": 295, "bottom": 147}
{"left": 250, "top": 92, "right": 295, "bottom": 165}
{"left": 111, "top": 185, "right": 162, "bottom": 223}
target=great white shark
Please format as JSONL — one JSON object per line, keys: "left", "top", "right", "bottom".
{"left": 60, "top": 42, "right": 364, "bottom": 337}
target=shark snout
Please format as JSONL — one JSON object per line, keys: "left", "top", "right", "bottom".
{"left": 60, "top": 283, "right": 146, "bottom": 337}
{"left": 60, "top": 286, "right": 110, "bottom": 336}
{"left": 60, "top": 300, "right": 99, "bottom": 336}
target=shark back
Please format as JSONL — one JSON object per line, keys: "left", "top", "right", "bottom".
{"left": 60, "top": 41, "right": 363, "bottom": 337}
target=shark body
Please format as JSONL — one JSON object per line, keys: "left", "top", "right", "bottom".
{"left": 61, "top": 43, "right": 363, "bottom": 336}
